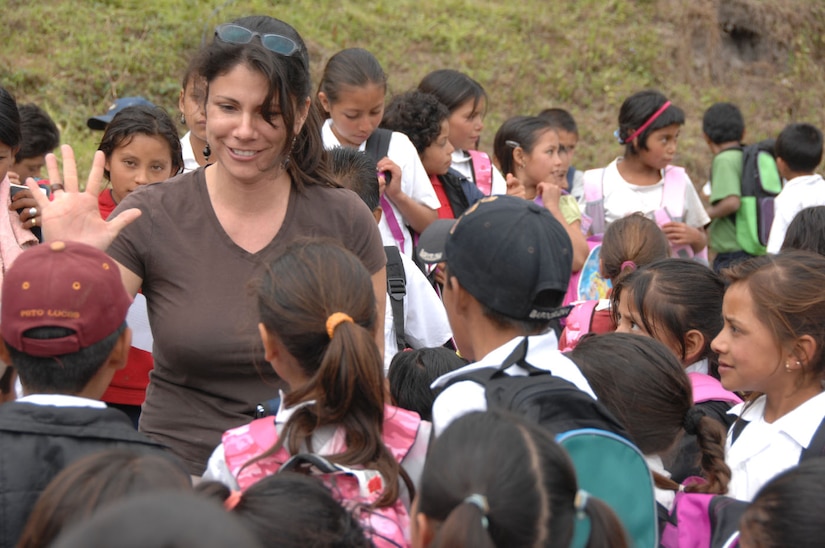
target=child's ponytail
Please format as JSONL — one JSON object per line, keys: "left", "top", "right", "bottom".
{"left": 429, "top": 495, "right": 496, "bottom": 548}
{"left": 252, "top": 239, "right": 407, "bottom": 507}
{"left": 582, "top": 494, "right": 630, "bottom": 548}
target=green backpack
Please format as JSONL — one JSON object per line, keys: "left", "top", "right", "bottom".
{"left": 733, "top": 139, "right": 783, "bottom": 255}
{"left": 558, "top": 428, "right": 659, "bottom": 548}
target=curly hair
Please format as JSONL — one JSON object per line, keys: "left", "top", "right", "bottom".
{"left": 381, "top": 90, "right": 449, "bottom": 154}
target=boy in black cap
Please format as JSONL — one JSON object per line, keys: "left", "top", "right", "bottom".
{"left": 0, "top": 241, "right": 174, "bottom": 548}
{"left": 417, "top": 195, "right": 597, "bottom": 435}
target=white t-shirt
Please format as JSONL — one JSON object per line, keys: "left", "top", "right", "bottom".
{"left": 384, "top": 252, "right": 452, "bottom": 373}
{"left": 765, "top": 173, "right": 825, "bottom": 253}
{"left": 322, "top": 120, "right": 440, "bottom": 256}
{"left": 450, "top": 150, "right": 507, "bottom": 195}
{"left": 725, "top": 391, "right": 825, "bottom": 501}
{"left": 583, "top": 158, "right": 711, "bottom": 229}
{"left": 430, "top": 333, "right": 596, "bottom": 436}
{"left": 180, "top": 131, "right": 199, "bottom": 173}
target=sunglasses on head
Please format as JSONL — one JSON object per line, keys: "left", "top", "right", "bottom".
{"left": 214, "top": 24, "right": 300, "bottom": 56}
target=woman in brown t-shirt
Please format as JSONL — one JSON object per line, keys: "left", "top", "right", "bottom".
{"left": 28, "top": 16, "right": 387, "bottom": 475}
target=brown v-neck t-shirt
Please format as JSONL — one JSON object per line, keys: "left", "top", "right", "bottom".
{"left": 108, "top": 168, "right": 385, "bottom": 474}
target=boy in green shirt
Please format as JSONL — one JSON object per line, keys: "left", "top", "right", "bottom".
{"left": 703, "top": 102, "right": 752, "bottom": 272}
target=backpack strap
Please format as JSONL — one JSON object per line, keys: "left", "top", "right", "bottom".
{"left": 384, "top": 245, "right": 407, "bottom": 352}
{"left": 688, "top": 373, "right": 743, "bottom": 405}
{"left": 799, "top": 415, "right": 825, "bottom": 463}
{"left": 365, "top": 129, "right": 407, "bottom": 252}
{"left": 466, "top": 150, "right": 493, "bottom": 195}
{"left": 364, "top": 128, "right": 393, "bottom": 164}
{"left": 443, "top": 338, "right": 546, "bottom": 392}
{"left": 661, "top": 166, "right": 687, "bottom": 220}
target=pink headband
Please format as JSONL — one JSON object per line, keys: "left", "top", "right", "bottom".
{"left": 622, "top": 101, "right": 671, "bottom": 145}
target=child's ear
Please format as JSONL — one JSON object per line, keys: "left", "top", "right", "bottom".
{"left": 373, "top": 207, "right": 383, "bottom": 224}
{"left": 775, "top": 156, "right": 791, "bottom": 180}
{"left": 791, "top": 334, "right": 817, "bottom": 372}
{"left": 683, "top": 329, "right": 706, "bottom": 365}
{"left": 512, "top": 146, "right": 526, "bottom": 169}
{"left": 0, "top": 338, "right": 12, "bottom": 367}
{"left": 178, "top": 87, "right": 186, "bottom": 115}
{"left": 317, "top": 92, "right": 332, "bottom": 115}
{"left": 258, "top": 323, "right": 280, "bottom": 363}
{"left": 105, "top": 328, "right": 132, "bottom": 371}
{"left": 413, "top": 512, "right": 436, "bottom": 548}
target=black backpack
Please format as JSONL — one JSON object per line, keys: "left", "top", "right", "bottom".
{"left": 445, "top": 338, "right": 630, "bottom": 438}
{"left": 732, "top": 139, "right": 783, "bottom": 255}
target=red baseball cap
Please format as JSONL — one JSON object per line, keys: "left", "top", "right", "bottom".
{"left": 1, "top": 241, "right": 132, "bottom": 357}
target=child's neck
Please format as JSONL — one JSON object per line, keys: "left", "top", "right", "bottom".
{"left": 617, "top": 155, "right": 662, "bottom": 187}
{"left": 763, "top": 383, "right": 824, "bottom": 423}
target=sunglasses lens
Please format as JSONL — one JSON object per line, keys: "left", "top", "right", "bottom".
{"left": 261, "top": 35, "right": 298, "bottom": 55}
{"left": 216, "top": 24, "right": 254, "bottom": 44}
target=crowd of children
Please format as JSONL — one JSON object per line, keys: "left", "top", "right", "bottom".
{"left": 1, "top": 11, "right": 825, "bottom": 548}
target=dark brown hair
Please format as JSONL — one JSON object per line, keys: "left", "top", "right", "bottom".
{"left": 568, "top": 333, "right": 730, "bottom": 495}
{"left": 611, "top": 259, "right": 725, "bottom": 376}
{"left": 419, "top": 410, "right": 628, "bottom": 548}
{"left": 316, "top": 47, "right": 387, "bottom": 118}
{"left": 250, "top": 239, "right": 408, "bottom": 507}
{"left": 722, "top": 251, "right": 825, "bottom": 385}
{"left": 18, "top": 449, "right": 191, "bottom": 548}
{"left": 196, "top": 15, "right": 335, "bottom": 192}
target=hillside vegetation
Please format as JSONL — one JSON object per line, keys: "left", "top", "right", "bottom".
{"left": 2, "top": 0, "right": 824, "bottom": 187}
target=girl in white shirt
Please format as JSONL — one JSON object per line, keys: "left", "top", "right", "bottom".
{"left": 711, "top": 251, "right": 825, "bottom": 501}
{"left": 316, "top": 48, "right": 439, "bottom": 256}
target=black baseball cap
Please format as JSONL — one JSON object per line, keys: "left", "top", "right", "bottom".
{"left": 417, "top": 195, "right": 573, "bottom": 321}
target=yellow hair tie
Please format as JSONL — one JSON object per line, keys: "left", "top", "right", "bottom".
{"left": 326, "top": 312, "right": 354, "bottom": 338}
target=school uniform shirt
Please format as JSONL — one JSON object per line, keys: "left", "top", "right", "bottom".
{"left": 322, "top": 120, "right": 440, "bottom": 256}
{"left": 450, "top": 150, "right": 507, "bottom": 195}
{"left": 582, "top": 158, "right": 711, "bottom": 229}
{"left": 766, "top": 173, "right": 825, "bottom": 253}
{"left": 180, "top": 131, "right": 199, "bottom": 173}
{"left": 725, "top": 391, "right": 825, "bottom": 501}
{"left": 430, "top": 333, "right": 597, "bottom": 436}
{"left": 383, "top": 251, "right": 452, "bottom": 373}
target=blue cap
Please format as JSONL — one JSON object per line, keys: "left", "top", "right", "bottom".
{"left": 87, "top": 96, "right": 155, "bottom": 130}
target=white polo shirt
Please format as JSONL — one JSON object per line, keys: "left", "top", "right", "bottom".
{"left": 725, "top": 390, "right": 825, "bottom": 501}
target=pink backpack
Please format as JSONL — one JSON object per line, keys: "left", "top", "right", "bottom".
{"left": 582, "top": 165, "right": 709, "bottom": 262}
{"left": 467, "top": 149, "right": 493, "bottom": 195}
{"left": 222, "top": 405, "right": 421, "bottom": 548}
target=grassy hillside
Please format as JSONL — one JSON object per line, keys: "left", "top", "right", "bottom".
{"left": 2, "top": 0, "right": 824, "bottom": 187}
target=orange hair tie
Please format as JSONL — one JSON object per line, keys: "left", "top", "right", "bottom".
{"left": 224, "top": 490, "right": 243, "bottom": 511}
{"left": 326, "top": 312, "right": 354, "bottom": 338}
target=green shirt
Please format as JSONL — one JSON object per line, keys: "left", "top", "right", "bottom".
{"left": 708, "top": 148, "right": 743, "bottom": 253}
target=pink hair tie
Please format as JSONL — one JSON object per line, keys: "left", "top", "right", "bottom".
{"left": 620, "top": 261, "right": 637, "bottom": 272}
{"left": 622, "top": 101, "right": 671, "bottom": 145}
{"left": 224, "top": 490, "right": 243, "bottom": 511}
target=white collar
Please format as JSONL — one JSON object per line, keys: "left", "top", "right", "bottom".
{"left": 17, "top": 393, "right": 107, "bottom": 409}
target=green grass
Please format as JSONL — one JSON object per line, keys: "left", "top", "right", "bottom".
{"left": 2, "top": 0, "right": 824, "bottom": 186}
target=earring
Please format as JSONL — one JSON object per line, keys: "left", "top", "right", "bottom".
{"left": 785, "top": 361, "right": 792, "bottom": 372}
{"left": 282, "top": 136, "right": 298, "bottom": 169}
{"left": 180, "top": 113, "right": 186, "bottom": 125}
{"left": 203, "top": 144, "right": 211, "bottom": 161}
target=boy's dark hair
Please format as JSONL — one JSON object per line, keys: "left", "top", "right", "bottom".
{"left": 0, "top": 85, "right": 21, "bottom": 149}
{"left": 388, "top": 347, "right": 467, "bottom": 421}
{"left": 382, "top": 91, "right": 449, "bottom": 154}
{"left": 537, "top": 107, "right": 578, "bottom": 135}
{"left": 702, "top": 102, "right": 745, "bottom": 145}
{"left": 97, "top": 105, "right": 183, "bottom": 180}
{"left": 618, "top": 90, "right": 685, "bottom": 155}
{"left": 328, "top": 147, "right": 380, "bottom": 211}
{"left": 15, "top": 103, "right": 60, "bottom": 162}
{"left": 774, "top": 122, "right": 823, "bottom": 173}
{"left": 781, "top": 206, "right": 825, "bottom": 257}
{"left": 8, "top": 324, "right": 126, "bottom": 394}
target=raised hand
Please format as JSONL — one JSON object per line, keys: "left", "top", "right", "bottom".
{"left": 25, "top": 145, "right": 141, "bottom": 249}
